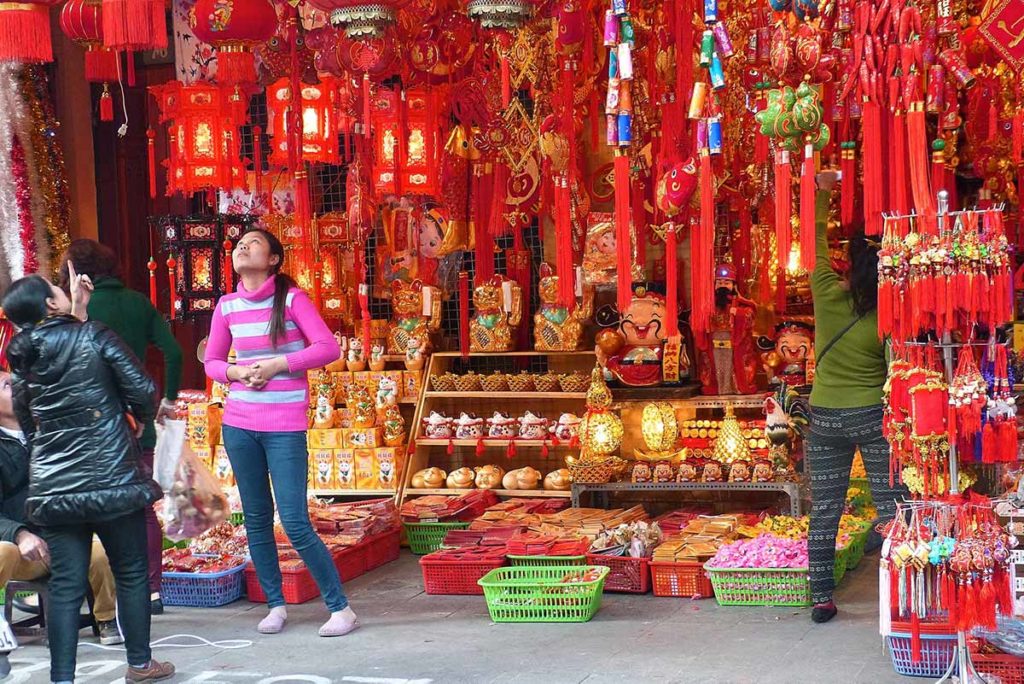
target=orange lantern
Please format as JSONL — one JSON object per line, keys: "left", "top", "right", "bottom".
{"left": 148, "top": 81, "right": 248, "bottom": 197}
{"left": 266, "top": 76, "right": 347, "bottom": 166}
{"left": 60, "top": 0, "right": 119, "bottom": 120}
{"left": 0, "top": 0, "right": 62, "bottom": 63}
{"left": 371, "top": 87, "right": 439, "bottom": 197}
{"left": 190, "top": 0, "right": 278, "bottom": 87}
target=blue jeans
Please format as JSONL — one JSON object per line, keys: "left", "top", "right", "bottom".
{"left": 222, "top": 426, "right": 347, "bottom": 612}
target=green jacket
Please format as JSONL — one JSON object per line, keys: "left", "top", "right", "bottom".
{"left": 87, "top": 278, "right": 183, "bottom": 449}
{"left": 808, "top": 192, "right": 886, "bottom": 409}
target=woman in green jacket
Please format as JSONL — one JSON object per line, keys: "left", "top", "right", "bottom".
{"left": 806, "top": 172, "right": 907, "bottom": 623}
{"left": 60, "top": 240, "right": 183, "bottom": 614}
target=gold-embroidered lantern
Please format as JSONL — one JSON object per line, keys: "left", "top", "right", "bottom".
{"left": 60, "top": 0, "right": 119, "bottom": 120}
{"left": 465, "top": 0, "right": 532, "bottom": 29}
{"left": 0, "top": 0, "right": 62, "bottom": 63}
{"left": 266, "top": 77, "right": 345, "bottom": 166}
{"left": 148, "top": 81, "right": 249, "bottom": 196}
{"left": 190, "top": 0, "right": 278, "bottom": 87}
{"left": 371, "top": 87, "right": 438, "bottom": 197}
{"left": 305, "top": 0, "right": 409, "bottom": 39}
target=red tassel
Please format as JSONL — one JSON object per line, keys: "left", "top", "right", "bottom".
{"left": 147, "top": 257, "right": 158, "bottom": 308}
{"left": 862, "top": 100, "right": 884, "bottom": 236}
{"left": 253, "top": 126, "right": 263, "bottom": 197}
{"left": 694, "top": 149, "right": 714, "bottom": 335}
{"left": 910, "top": 610, "right": 922, "bottom": 663}
{"left": 800, "top": 144, "right": 816, "bottom": 271}
{"left": 979, "top": 578, "right": 997, "bottom": 630}
{"left": 447, "top": 438, "right": 454, "bottom": 456}
{"left": 102, "top": 0, "right": 166, "bottom": 51}
{"left": 1013, "top": 108, "right": 1023, "bottom": 166}
{"left": 614, "top": 153, "right": 632, "bottom": 314}
{"left": 665, "top": 225, "right": 679, "bottom": 338}
{"left": 146, "top": 128, "right": 156, "bottom": 198}
{"left": 166, "top": 256, "right": 177, "bottom": 317}
{"left": 458, "top": 271, "right": 470, "bottom": 359}
{"left": 946, "top": 572, "right": 958, "bottom": 626}
{"left": 775, "top": 149, "right": 792, "bottom": 283}
{"left": 215, "top": 49, "right": 256, "bottom": 88}
{"left": 840, "top": 141, "right": 856, "bottom": 230}
{"left": 223, "top": 240, "right": 233, "bottom": 294}
{"left": 999, "top": 568, "right": 1014, "bottom": 617}
{"left": 500, "top": 55, "right": 511, "bottom": 108}
{"left": 0, "top": 4, "right": 52, "bottom": 63}
{"left": 98, "top": 84, "right": 113, "bottom": 121}
{"left": 476, "top": 438, "right": 484, "bottom": 457}
{"left": 507, "top": 440, "right": 516, "bottom": 459}
{"left": 891, "top": 110, "right": 909, "bottom": 215}
{"left": 84, "top": 47, "right": 119, "bottom": 82}
{"left": 554, "top": 178, "right": 575, "bottom": 308}
{"left": 1000, "top": 420, "right": 1018, "bottom": 463}
{"left": 126, "top": 50, "right": 135, "bottom": 86}
{"left": 907, "top": 102, "right": 936, "bottom": 221}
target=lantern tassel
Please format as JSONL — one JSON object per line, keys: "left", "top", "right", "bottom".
{"left": 695, "top": 149, "right": 714, "bottom": 335}
{"left": 147, "top": 257, "right": 158, "bottom": 308}
{"left": 907, "top": 102, "right": 935, "bottom": 223}
{"left": 166, "top": 257, "right": 177, "bottom": 318}
{"left": 800, "top": 144, "right": 816, "bottom": 272}
{"left": 665, "top": 224, "right": 679, "bottom": 338}
{"left": 614, "top": 152, "right": 632, "bottom": 314}
{"left": 85, "top": 48, "right": 120, "bottom": 82}
{"left": 99, "top": 84, "right": 114, "bottom": 122}
{"left": 223, "top": 240, "right": 233, "bottom": 294}
{"left": 774, "top": 149, "right": 792, "bottom": 289}
{"left": 862, "top": 100, "right": 884, "bottom": 236}
{"left": 0, "top": 4, "right": 52, "bottom": 64}
{"left": 214, "top": 49, "right": 256, "bottom": 88}
{"left": 555, "top": 177, "right": 575, "bottom": 308}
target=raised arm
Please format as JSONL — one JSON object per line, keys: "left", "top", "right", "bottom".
{"left": 810, "top": 172, "right": 840, "bottom": 295}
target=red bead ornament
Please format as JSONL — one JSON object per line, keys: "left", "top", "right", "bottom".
{"left": 166, "top": 256, "right": 177, "bottom": 317}
{"left": 147, "top": 257, "right": 157, "bottom": 307}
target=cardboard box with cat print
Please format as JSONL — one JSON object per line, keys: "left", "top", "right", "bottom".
{"left": 309, "top": 449, "right": 335, "bottom": 490}
{"left": 334, "top": 449, "right": 356, "bottom": 489}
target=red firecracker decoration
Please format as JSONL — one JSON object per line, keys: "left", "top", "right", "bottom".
{"left": 0, "top": 0, "right": 62, "bottom": 63}
{"left": 190, "top": 0, "right": 277, "bottom": 87}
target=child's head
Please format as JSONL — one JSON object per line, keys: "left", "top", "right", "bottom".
{"left": 2, "top": 275, "right": 71, "bottom": 329}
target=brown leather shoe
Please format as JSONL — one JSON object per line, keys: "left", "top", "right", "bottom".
{"left": 125, "top": 660, "right": 175, "bottom": 682}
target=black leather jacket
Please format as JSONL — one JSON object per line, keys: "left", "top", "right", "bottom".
{"left": 7, "top": 315, "right": 161, "bottom": 525}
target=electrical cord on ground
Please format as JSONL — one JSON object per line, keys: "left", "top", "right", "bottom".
{"left": 78, "top": 634, "right": 253, "bottom": 652}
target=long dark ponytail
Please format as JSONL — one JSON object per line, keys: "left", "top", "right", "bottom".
{"left": 246, "top": 229, "right": 297, "bottom": 349}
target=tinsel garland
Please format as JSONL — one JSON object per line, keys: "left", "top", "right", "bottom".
{"left": 0, "top": 66, "right": 25, "bottom": 285}
{"left": 10, "top": 69, "right": 49, "bottom": 276}
{"left": 10, "top": 138, "right": 38, "bottom": 275}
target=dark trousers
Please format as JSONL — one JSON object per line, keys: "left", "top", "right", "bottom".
{"left": 223, "top": 426, "right": 347, "bottom": 612}
{"left": 806, "top": 405, "right": 908, "bottom": 603}
{"left": 140, "top": 449, "right": 163, "bottom": 594}
{"left": 41, "top": 510, "right": 152, "bottom": 681}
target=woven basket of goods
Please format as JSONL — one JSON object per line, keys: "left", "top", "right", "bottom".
{"left": 558, "top": 372, "right": 590, "bottom": 393}
{"left": 481, "top": 372, "right": 510, "bottom": 392}
{"left": 567, "top": 456, "right": 627, "bottom": 484}
{"left": 453, "top": 372, "right": 482, "bottom": 392}
{"left": 534, "top": 373, "right": 561, "bottom": 392}
{"left": 506, "top": 372, "right": 536, "bottom": 392}
{"left": 430, "top": 374, "right": 457, "bottom": 392}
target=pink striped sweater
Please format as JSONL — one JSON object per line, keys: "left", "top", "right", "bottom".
{"left": 204, "top": 276, "right": 340, "bottom": 432}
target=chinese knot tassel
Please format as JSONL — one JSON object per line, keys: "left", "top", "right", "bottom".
{"left": 458, "top": 271, "right": 470, "bottom": 360}
{"left": 774, "top": 149, "right": 792, "bottom": 283}
{"left": 147, "top": 257, "right": 157, "bottom": 308}
{"left": 694, "top": 149, "right": 715, "bottom": 334}
{"left": 99, "top": 85, "right": 114, "bottom": 122}
{"left": 358, "top": 283, "right": 371, "bottom": 364}
{"left": 800, "top": 144, "right": 816, "bottom": 271}
{"left": 665, "top": 225, "right": 679, "bottom": 338}
{"left": 223, "top": 240, "right": 233, "bottom": 294}
{"left": 555, "top": 179, "right": 575, "bottom": 308}
{"left": 166, "top": 256, "right": 177, "bottom": 317}
{"left": 862, "top": 100, "right": 884, "bottom": 236}
{"left": 907, "top": 101, "right": 936, "bottom": 225}
{"left": 253, "top": 126, "right": 264, "bottom": 196}
{"left": 614, "top": 152, "right": 632, "bottom": 314}
{"left": 840, "top": 140, "right": 856, "bottom": 230}
{"left": 891, "top": 109, "right": 909, "bottom": 215}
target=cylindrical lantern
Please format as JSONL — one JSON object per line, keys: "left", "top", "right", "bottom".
{"left": 370, "top": 87, "right": 439, "bottom": 196}
{"left": 305, "top": 0, "right": 409, "bottom": 39}
{"left": 266, "top": 76, "right": 345, "bottom": 166}
{"left": 0, "top": 0, "right": 61, "bottom": 63}
{"left": 60, "top": 0, "right": 119, "bottom": 119}
{"left": 190, "top": 0, "right": 277, "bottom": 87}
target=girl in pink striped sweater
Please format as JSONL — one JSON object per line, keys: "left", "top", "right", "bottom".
{"left": 204, "top": 230, "right": 357, "bottom": 637}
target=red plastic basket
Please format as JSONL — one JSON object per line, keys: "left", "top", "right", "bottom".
{"left": 244, "top": 562, "right": 320, "bottom": 604}
{"left": 971, "top": 640, "right": 1024, "bottom": 684}
{"left": 650, "top": 560, "right": 714, "bottom": 598}
{"left": 333, "top": 544, "right": 367, "bottom": 583}
{"left": 420, "top": 554, "right": 507, "bottom": 595}
{"left": 585, "top": 554, "right": 650, "bottom": 593}
{"left": 365, "top": 528, "right": 401, "bottom": 570}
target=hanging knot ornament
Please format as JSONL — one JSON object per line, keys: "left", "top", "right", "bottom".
{"left": 655, "top": 157, "right": 698, "bottom": 217}
{"left": 0, "top": 0, "right": 62, "bottom": 63}
{"left": 755, "top": 82, "right": 830, "bottom": 153}
{"left": 59, "top": 0, "right": 119, "bottom": 120}
{"left": 190, "top": 0, "right": 278, "bottom": 87}
{"left": 307, "top": 0, "right": 409, "bottom": 39}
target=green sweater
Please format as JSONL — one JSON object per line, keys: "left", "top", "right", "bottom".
{"left": 87, "top": 278, "right": 183, "bottom": 448}
{"left": 808, "top": 192, "right": 886, "bottom": 409}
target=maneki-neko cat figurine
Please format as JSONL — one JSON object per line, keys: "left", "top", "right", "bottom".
{"left": 595, "top": 282, "right": 689, "bottom": 387}
{"left": 387, "top": 280, "right": 442, "bottom": 355}
{"left": 312, "top": 369, "right": 337, "bottom": 429}
{"left": 347, "top": 384, "right": 376, "bottom": 429}
{"left": 533, "top": 263, "right": 594, "bottom": 351}
{"left": 470, "top": 275, "right": 523, "bottom": 353}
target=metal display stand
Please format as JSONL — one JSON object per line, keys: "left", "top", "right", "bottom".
{"left": 571, "top": 481, "right": 802, "bottom": 515}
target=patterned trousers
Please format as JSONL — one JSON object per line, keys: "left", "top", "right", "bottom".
{"left": 807, "top": 405, "right": 908, "bottom": 603}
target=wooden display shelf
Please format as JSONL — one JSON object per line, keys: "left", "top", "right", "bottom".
{"left": 310, "top": 489, "right": 396, "bottom": 497}
{"left": 405, "top": 488, "right": 571, "bottom": 499}
{"left": 415, "top": 439, "right": 574, "bottom": 448}
{"left": 430, "top": 351, "right": 596, "bottom": 358}
{"left": 424, "top": 391, "right": 587, "bottom": 399}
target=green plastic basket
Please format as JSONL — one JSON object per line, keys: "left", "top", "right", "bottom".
{"left": 403, "top": 521, "right": 470, "bottom": 555}
{"left": 230, "top": 512, "right": 245, "bottom": 526}
{"left": 703, "top": 564, "right": 812, "bottom": 607}
{"left": 833, "top": 544, "right": 848, "bottom": 586}
{"left": 477, "top": 565, "right": 609, "bottom": 623}
{"left": 844, "top": 526, "right": 871, "bottom": 571}
{"left": 507, "top": 555, "right": 587, "bottom": 567}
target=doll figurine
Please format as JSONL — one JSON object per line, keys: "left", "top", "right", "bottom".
{"left": 533, "top": 263, "right": 594, "bottom": 351}
{"left": 470, "top": 275, "right": 523, "bottom": 353}
{"left": 387, "top": 280, "right": 442, "bottom": 354}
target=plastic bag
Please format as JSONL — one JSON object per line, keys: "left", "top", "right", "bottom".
{"left": 153, "top": 420, "right": 187, "bottom": 493}
{"left": 162, "top": 441, "right": 230, "bottom": 541}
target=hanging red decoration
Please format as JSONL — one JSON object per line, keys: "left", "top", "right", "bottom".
{"left": 370, "top": 87, "right": 440, "bottom": 197}
{"left": 101, "top": 0, "right": 164, "bottom": 51}
{"left": 266, "top": 77, "right": 345, "bottom": 166}
{"left": 614, "top": 152, "right": 632, "bottom": 314}
{"left": 306, "top": 0, "right": 409, "bottom": 39}
{"left": 60, "top": 0, "right": 119, "bottom": 121}
{"left": 799, "top": 143, "right": 816, "bottom": 272}
{"left": 0, "top": 0, "right": 62, "bottom": 63}
{"left": 189, "top": 0, "right": 277, "bottom": 87}
{"left": 148, "top": 81, "right": 248, "bottom": 196}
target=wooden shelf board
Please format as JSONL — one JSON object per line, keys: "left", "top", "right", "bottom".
{"left": 424, "top": 391, "right": 586, "bottom": 399}
{"left": 404, "top": 488, "right": 571, "bottom": 498}
{"left": 431, "top": 351, "right": 597, "bottom": 358}
{"left": 415, "top": 439, "right": 576, "bottom": 448}
{"left": 310, "top": 489, "right": 396, "bottom": 497}
{"left": 610, "top": 384, "right": 701, "bottom": 402}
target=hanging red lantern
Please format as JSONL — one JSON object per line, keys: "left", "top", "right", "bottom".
{"left": 101, "top": 0, "right": 165, "bottom": 52}
{"left": 148, "top": 81, "right": 248, "bottom": 196}
{"left": 266, "top": 76, "right": 347, "bottom": 166}
{"left": 60, "top": 0, "right": 119, "bottom": 120}
{"left": 190, "top": 0, "right": 278, "bottom": 87}
{"left": 370, "top": 87, "right": 439, "bottom": 197}
{"left": 0, "top": 0, "right": 62, "bottom": 63}
{"left": 305, "top": 0, "right": 409, "bottom": 40}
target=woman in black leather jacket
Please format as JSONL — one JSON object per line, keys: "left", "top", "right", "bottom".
{"left": 2, "top": 274, "right": 174, "bottom": 684}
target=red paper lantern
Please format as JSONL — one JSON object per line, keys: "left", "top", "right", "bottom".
{"left": 60, "top": 0, "right": 119, "bottom": 120}
{"left": 0, "top": 0, "right": 61, "bottom": 63}
{"left": 190, "top": 0, "right": 278, "bottom": 87}
{"left": 101, "top": 0, "right": 166, "bottom": 51}
{"left": 371, "top": 87, "right": 439, "bottom": 197}
{"left": 266, "top": 76, "right": 347, "bottom": 166}
{"left": 148, "top": 81, "right": 248, "bottom": 196}
{"left": 305, "top": 0, "right": 409, "bottom": 39}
